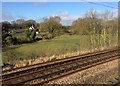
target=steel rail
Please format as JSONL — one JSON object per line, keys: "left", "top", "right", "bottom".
{"left": 2, "top": 48, "right": 119, "bottom": 85}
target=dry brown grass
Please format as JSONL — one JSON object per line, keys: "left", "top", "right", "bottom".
{"left": 12, "top": 46, "right": 112, "bottom": 68}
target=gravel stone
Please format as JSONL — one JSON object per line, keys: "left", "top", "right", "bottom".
{"left": 48, "top": 59, "right": 118, "bottom": 84}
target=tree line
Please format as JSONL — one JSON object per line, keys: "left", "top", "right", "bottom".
{"left": 1, "top": 10, "right": 118, "bottom": 47}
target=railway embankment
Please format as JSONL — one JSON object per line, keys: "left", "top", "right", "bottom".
{"left": 2, "top": 47, "right": 119, "bottom": 85}
{"left": 3, "top": 47, "right": 113, "bottom": 71}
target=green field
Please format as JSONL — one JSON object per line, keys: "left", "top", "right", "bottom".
{"left": 2, "top": 35, "right": 117, "bottom": 63}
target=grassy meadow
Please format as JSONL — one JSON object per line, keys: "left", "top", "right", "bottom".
{"left": 2, "top": 34, "right": 117, "bottom": 64}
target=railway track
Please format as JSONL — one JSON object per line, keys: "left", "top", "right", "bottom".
{"left": 2, "top": 47, "right": 120, "bottom": 85}
{"left": 2, "top": 46, "right": 118, "bottom": 74}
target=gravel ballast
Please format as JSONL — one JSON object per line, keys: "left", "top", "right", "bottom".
{"left": 48, "top": 59, "right": 119, "bottom": 84}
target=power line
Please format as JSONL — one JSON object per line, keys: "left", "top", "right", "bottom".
{"left": 102, "top": 2, "right": 117, "bottom": 7}
{"left": 89, "top": 2, "right": 118, "bottom": 9}
{"left": 80, "top": 0, "right": 118, "bottom": 9}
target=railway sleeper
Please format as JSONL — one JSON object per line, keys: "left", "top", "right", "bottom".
{"left": 2, "top": 66, "right": 46, "bottom": 79}
{"left": 3, "top": 49, "right": 119, "bottom": 84}
{"left": 42, "top": 71, "right": 59, "bottom": 80}
{"left": 17, "top": 73, "right": 48, "bottom": 84}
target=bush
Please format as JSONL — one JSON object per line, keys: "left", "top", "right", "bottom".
{"left": 3, "top": 32, "right": 17, "bottom": 46}
{"left": 41, "top": 33, "right": 53, "bottom": 40}
{"left": 5, "top": 36, "right": 13, "bottom": 45}
{"left": 30, "top": 30, "right": 36, "bottom": 41}
{"left": 25, "top": 30, "right": 32, "bottom": 38}
{"left": 17, "top": 37, "right": 32, "bottom": 44}
{"left": 25, "top": 30, "right": 36, "bottom": 42}
{"left": 12, "top": 37, "right": 17, "bottom": 45}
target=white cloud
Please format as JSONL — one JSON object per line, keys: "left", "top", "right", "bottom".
{"left": 50, "top": 11, "right": 79, "bottom": 25}
{"left": 2, "top": 13, "right": 14, "bottom": 20}
{"left": 15, "top": 16, "right": 26, "bottom": 19}
{"left": 94, "top": 9, "right": 118, "bottom": 19}
{"left": 59, "top": 12, "right": 78, "bottom": 21}
{"left": 2, "top": 12, "right": 27, "bottom": 21}
{"left": 113, "top": 9, "right": 118, "bottom": 18}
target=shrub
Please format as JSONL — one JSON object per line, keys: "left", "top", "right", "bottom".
{"left": 30, "top": 30, "right": 36, "bottom": 41}
{"left": 17, "top": 37, "right": 29, "bottom": 44}
{"left": 5, "top": 36, "right": 13, "bottom": 45}
{"left": 12, "top": 37, "right": 17, "bottom": 45}
{"left": 25, "top": 30, "right": 32, "bottom": 38}
{"left": 25, "top": 30, "right": 36, "bottom": 42}
{"left": 41, "top": 33, "right": 53, "bottom": 40}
